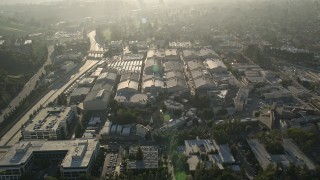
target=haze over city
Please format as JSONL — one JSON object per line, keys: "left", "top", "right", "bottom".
{"left": 0, "top": 0, "right": 319, "bottom": 180}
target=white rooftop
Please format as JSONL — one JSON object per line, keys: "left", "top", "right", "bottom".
{"left": 0, "top": 139, "right": 98, "bottom": 169}
{"left": 23, "top": 107, "right": 72, "bottom": 132}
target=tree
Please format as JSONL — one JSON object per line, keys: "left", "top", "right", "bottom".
{"left": 45, "top": 176, "right": 58, "bottom": 180}
{"left": 201, "top": 108, "right": 214, "bottom": 120}
{"left": 74, "top": 121, "right": 83, "bottom": 138}
{"left": 206, "top": 120, "right": 214, "bottom": 128}
{"left": 20, "top": 172, "right": 35, "bottom": 180}
{"left": 216, "top": 108, "right": 228, "bottom": 116}
{"left": 257, "top": 130, "right": 284, "bottom": 154}
{"left": 245, "top": 125, "right": 252, "bottom": 133}
{"left": 79, "top": 174, "right": 90, "bottom": 180}
{"left": 116, "top": 108, "right": 138, "bottom": 125}
{"left": 136, "top": 146, "right": 144, "bottom": 161}
{"left": 286, "top": 128, "right": 318, "bottom": 152}
{"left": 190, "top": 94, "right": 210, "bottom": 110}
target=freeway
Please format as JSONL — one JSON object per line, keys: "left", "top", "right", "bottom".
{"left": 0, "top": 60, "right": 99, "bottom": 147}
{"left": 88, "top": 30, "right": 105, "bottom": 52}
{"left": 0, "top": 45, "right": 54, "bottom": 123}
{"left": 0, "top": 30, "right": 103, "bottom": 147}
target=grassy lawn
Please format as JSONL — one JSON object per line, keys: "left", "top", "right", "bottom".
{"left": 175, "top": 171, "right": 188, "bottom": 180}
{"left": 164, "top": 114, "right": 171, "bottom": 122}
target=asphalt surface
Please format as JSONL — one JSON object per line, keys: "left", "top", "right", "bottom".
{"left": 0, "top": 31, "right": 102, "bottom": 147}
{"left": 1, "top": 60, "right": 99, "bottom": 147}
{"left": 88, "top": 30, "right": 105, "bottom": 52}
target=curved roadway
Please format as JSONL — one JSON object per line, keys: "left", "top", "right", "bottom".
{"left": 0, "top": 31, "right": 102, "bottom": 147}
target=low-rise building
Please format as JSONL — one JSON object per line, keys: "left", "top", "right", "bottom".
{"left": 107, "top": 59, "right": 143, "bottom": 75}
{"left": 183, "top": 48, "right": 219, "bottom": 61}
{"left": 120, "top": 72, "right": 140, "bottom": 83}
{"left": 144, "top": 58, "right": 162, "bottom": 75}
{"left": 183, "top": 49, "right": 201, "bottom": 60}
{"left": 114, "top": 94, "right": 148, "bottom": 107}
{"left": 163, "top": 61, "right": 183, "bottom": 72}
{"left": 164, "top": 70, "right": 185, "bottom": 80}
{"left": 190, "top": 69, "right": 211, "bottom": 79}
{"left": 122, "top": 127, "right": 131, "bottom": 136}
{"left": 164, "top": 100, "right": 184, "bottom": 111}
{"left": 231, "top": 63, "right": 262, "bottom": 73}
{"left": 242, "top": 76, "right": 266, "bottom": 87}
{"left": 164, "top": 49, "right": 179, "bottom": 62}
{"left": 161, "top": 117, "right": 186, "bottom": 130}
{"left": 287, "top": 86, "right": 309, "bottom": 97}
{"left": 96, "top": 71, "right": 119, "bottom": 84}
{"left": 165, "top": 78, "right": 189, "bottom": 93}
{"left": 247, "top": 139, "right": 315, "bottom": 170}
{"left": 90, "top": 68, "right": 103, "bottom": 78}
{"left": 187, "top": 60, "right": 206, "bottom": 72}
{"left": 193, "top": 76, "right": 216, "bottom": 94}
{"left": 184, "top": 139, "right": 236, "bottom": 171}
{"left": 116, "top": 125, "right": 123, "bottom": 135}
{"left": 257, "top": 86, "right": 292, "bottom": 99}
{"left": 100, "top": 121, "right": 112, "bottom": 138}
{"left": 91, "top": 81, "right": 114, "bottom": 92}
{"left": 234, "top": 87, "right": 250, "bottom": 111}
{"left": 78, "top": 78, "right": 95, "bottom": 87}
{"left": 0, "top": 139, "right": 99, "bottom": 180}
{"left": 146, "top": 49, "right": 165, "bottom": 60}
{"left": 142, "top": 78, "right": 164, "bottom": 94}
{"left": 169, "top": 41, "right": 192, "bottom": 49}
{"left": 129, "top": 94, "right": 148, "bottom": 107}
{"left": 204, "top": 59, "right": 227, "bottom": 73}
{"left": 21, "top": 107, "right": 76, "bottom": 140}
{"left": 136, "top": 124, "right": 150, "bottom": 139}
{"left": 70, "top": 87, "right": 91, "bottom": 104}
{"left": 122, "top": 54, "right": 144, "bottom": 61}
{"left": 83, "top": 89, "right": 112, "bottom": 111}
{"left": 127, "top": 146, "right": 158, "bottom": 170}
{"left": 117, "top": 80, "right": 139, "bottom": 94}
{"left": 110, "top": 125, "right": 117, "bottom": 134}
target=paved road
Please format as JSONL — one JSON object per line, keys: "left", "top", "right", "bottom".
{"left": 0, "top": 45, "right": 54, "bottom": 123}
{"left": 0, "top": 31, "right": 103, "bottom": 147}
{"left": 167, "top": 157, "right": 176, "bottom": 180}
{"left": 114, "top": 146, "right": 123, "bottom": 176}
{"left": 88, "top": 30, "right": 105, "bottom": 52}
{"left": 1, "top": 60, "right": 99, "bottom": 147}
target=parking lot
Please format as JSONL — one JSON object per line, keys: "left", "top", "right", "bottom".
{"left": 101, "top": 150, "right": 124, "bottom": 179}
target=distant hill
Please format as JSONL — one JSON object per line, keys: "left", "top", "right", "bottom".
{"left": 0, "top": 16, "right": 43, "bottom": 36}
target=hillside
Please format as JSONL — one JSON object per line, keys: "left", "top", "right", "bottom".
{"left": 0, "top": 16, "right": 43, "bottom": 36}
{"left": 0, "top": 40, "right": 48, "bottom": 110}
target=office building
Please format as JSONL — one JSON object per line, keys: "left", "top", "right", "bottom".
{"left": 184, "top": 139, "right": 236, "bottom": 171}
{"left": 21, "top": 107, "right": 76, "bottom": 140}
{"left": 234, "top": 87, "right": 250, "bottom": 111}
{"left": 127, "top": 146, "right": 158, "bottom": 170}
{"left": 83, "top": 89, "right": 112, "bottom": 111}
{"left": 0, "top": 139, "right": 99, "bottom": 180}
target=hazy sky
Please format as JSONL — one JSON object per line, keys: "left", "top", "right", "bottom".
{"left": 0, "top": 0, "right": 61, "bottom": 5}
{"left": 0, "top": 0, "right": 239, "bottom": 5}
